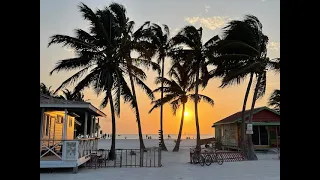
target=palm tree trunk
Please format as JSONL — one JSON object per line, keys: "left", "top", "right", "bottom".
{"left": 173, "top": 103, "right": 185, "bottom": 152}
{"left": 246, "top": 73, "right": 262, "bottom": 160}
{"left": 108, "top": 89, "right": 116, "bottom": 160}
{"left": 194, "top": 67, "right": 201, "bottom": 149}
{"left": 240, "top": 72, "right": 254, "bottom": 157}
{"left": 128, "top": 70, "right": 146, "bottom": 150}
{"left": 159, "top": 57, "right": 168, "bottom": 151}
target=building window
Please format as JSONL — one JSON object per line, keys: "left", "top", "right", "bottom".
{"left": 56, "top": 115, "right": 64, "bottom": 124}
{"left": 45, "top": 115, "right": 50, "bottom": 136}
{"left": 69, "top": 117, "right": 73, "bottom": 127}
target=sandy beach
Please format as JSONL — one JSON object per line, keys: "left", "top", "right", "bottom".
{"left": 40, "top": 139, "right": 280, "bottom": 180}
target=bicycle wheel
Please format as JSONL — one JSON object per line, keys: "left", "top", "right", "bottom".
{"left": 199, "top": 155, "right": 205, "bottom": 166}
{"left": 192, "top": 153, "right": 199, "bottom": 164}
{"left": 215, "top": 153, "right": 224, "bottom": 165}
{"left": 204, "top": 154, "right": 212, "bottom": 166}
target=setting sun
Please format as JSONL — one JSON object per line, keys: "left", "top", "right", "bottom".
{"left": 184, "top": 111, "right": 189, "bottom": 116}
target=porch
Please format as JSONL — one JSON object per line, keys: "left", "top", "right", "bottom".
{"left": 40, "top": 138, "right": 98, "bottom": 170}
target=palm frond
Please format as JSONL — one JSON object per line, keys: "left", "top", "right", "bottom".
{"left": 189, "top": 94, "right": 214, "bottom": 105}
{"left": 50, "top": 57, "right": 93, "bottom": 75}
{"left": 149, "top": 94, "right": 177, "bottom": 113}
{"left": 54, "top": 67, "right": 91, "bottom": 93}
{"left": 268, "top": 89, "right": 280, "bottom": 112}
{"left": 170, "top": 98, "right": 180, "bottom": 115}
{"left": 255, "top": 71, "right": 267, "bottom": 99}
{"left": 131, "top": 75, "right": 155, "bottom": 100}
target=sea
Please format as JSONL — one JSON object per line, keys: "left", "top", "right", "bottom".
{"left": 100, "top": 134, "right": 214, "bottom": 140}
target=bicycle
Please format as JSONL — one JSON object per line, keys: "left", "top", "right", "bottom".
{"left": 191, "top": 149, "right": 206, "bottom": 166}
{"left": 204, "top": 152, "right": 223, "bottom": 166}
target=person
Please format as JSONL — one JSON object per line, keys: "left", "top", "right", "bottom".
{"left": 168, "top": 134, "right": 171, "bottom": 139}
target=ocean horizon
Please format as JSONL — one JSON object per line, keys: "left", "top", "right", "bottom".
{"left": 99, "top": 134, "right": 214, "bottom": 140}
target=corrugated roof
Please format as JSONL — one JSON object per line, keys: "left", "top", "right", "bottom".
{"left": 212, "top": 106, "right": 279, "bottom": 126}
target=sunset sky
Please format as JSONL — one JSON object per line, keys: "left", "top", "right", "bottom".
{"left": 40, "top": 0, "right": 280, "bottom": 135}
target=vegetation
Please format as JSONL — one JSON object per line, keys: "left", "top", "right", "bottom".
{"left": 268, "top": 89, "right": 280, "bottom": 112}
{"left": 43, "top": 2, "right": 279, "bottom": 156}
{"left": 149, "top": 62, "right": 214, "bottom": 151}
{"left": 170, "top": 26, "right": 220, "bottom": 149}
{"left": 213, "top": 15, "right": 280, "bottom": 160}
{"left": 147, "top": 23, "right": 174, "bottom": 151}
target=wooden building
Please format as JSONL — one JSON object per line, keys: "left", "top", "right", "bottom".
{"left": 40, "top": 93, "right": 106, "bottom": 172}
{"left": 212, "top": 106, "right": 280, "bottom": 150}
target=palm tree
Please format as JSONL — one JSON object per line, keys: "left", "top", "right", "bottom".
{"left": 146, "top": 23, "right": 173, "bottom": 151}
{"left": 40, "top": 83, "right": 55, "bottom": 96}
{"left": 268, "top": 89, "right": 280, "bottom": 112}
{"left": 149, "top": 62, "right": 214, "bottom": 151}
{"left": 170, "top": 26, "right": 220, "bottom": 149}
{"left": 119, "top": 16, "right": 160, "bottom": 149}
{"left": 47, "top": 3, "right": 140, "bottom": 160}
{"left": 214, "top": 15, "right": 279, "bottom": 160}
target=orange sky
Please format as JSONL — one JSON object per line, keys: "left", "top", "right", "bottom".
{"left": 42, "top": 56, "right": 279, "bottom": 135}
{"left": 40, "top": 0, "right": 280, "bottom": 136}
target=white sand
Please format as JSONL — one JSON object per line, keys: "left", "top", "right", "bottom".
{"left": 40, "top": 139, "right": 280, "bottom": 180}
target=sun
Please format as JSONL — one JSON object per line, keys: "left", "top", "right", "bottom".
{"left": 184, "top": 111, "right": 189, "bottom": 116}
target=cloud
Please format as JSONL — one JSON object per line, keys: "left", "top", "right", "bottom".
{"left": 184, "top": 16, "right": 231, "bottom": 30}
{"left": 267, "top": 42, "right": 280, "bottom": 51}
{"left": 205, "top": 5, "right": 211, "bottom": 13}
{"left": 172, "top": 28, "right": 180, "bottom": 35}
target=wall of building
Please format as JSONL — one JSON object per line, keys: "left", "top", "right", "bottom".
{"left": 41, "top": 111, "right": 75, "bottom": 143}
{"left": 220, "top": 123, "right": 238, "bottom": 147}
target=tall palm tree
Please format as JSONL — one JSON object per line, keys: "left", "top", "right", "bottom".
{"left": 268, "top": 89, "right": 280, "bottom": 112}
{"left": 214, "top": 15, "right": 279, "bottom": 160}
{"left": 149, "top": 62, "right": 214, "bottom": 151}
{"left": 244, "top": 57, "right": 279, "bottom": 160}
{"left": 145, "top": 23, "right": 175, "bottom": 151}
{"left": 47, "top": 3, "right": 140, "bottom": 160}
{"left": 116, "top": 17, "right": 160, "bottom": 150}
{"left": 170, "top": 26, "right": 220, "bottom": 149}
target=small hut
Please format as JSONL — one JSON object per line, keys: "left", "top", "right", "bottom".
{"left": 212, "top": 106, "right": 280, "bottom": 150}
{"left": 40, "top": 93, "right": 106, "bottom": 172}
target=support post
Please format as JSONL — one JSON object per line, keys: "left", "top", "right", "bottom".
{"left": 62, "top": 109, "right": 68, "bottom": 140}
{"left": 158, "top": 147, "right": 162, "bottom": 167}
{"left": 84, "top": 112, "right": 88, "bottom": 137}
{"left": 73, "top": 166, "right": 78, "bottom": 174}
{"left": 276, "top": 126, "right": 279, "bottom": 148}
{"left": 97, "top": 118, "right": 100, "bottom": 138}
{"left": 93, "top": 117, "right": 96, "bottom": 137}
{"left": 90, "top": 116, "right": 93, "bottom": 137}
{"left": 40, "top": 108, "right": 44, "bottom": 156}
{"left": 258, "top": 125, "right": 261, "bottom": 145}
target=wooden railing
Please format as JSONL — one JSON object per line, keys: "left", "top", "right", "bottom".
{"left": 78, "top": 138, "right": 99, "bottom": 159}
{"left": 40, "top": 138, "right": 99, "bottom": 161}
{"left": 40, "top": 140, "right": 63, "bottom": 160}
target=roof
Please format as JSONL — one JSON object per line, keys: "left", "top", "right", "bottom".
{"left": 212, "top": 106, "right": 280, "bottom": 127}
{"left": 40, "top": 93, "right": 106, "bottom": 117}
